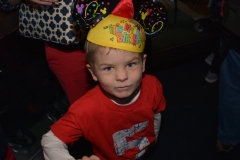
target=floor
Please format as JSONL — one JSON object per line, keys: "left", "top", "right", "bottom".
{"left": 151, "top": 60, "right": 240, "bottom": 160}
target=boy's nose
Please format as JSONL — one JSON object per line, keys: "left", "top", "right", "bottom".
{"left": 115, "top": 69, "right": 128, "bottom": 81}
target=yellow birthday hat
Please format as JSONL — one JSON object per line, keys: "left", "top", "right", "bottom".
{"left": 87, "top": 0, "right": 146, "bottom": 53}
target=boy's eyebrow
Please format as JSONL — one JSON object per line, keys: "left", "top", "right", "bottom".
{"left": 99, "top": 57, "right": 141, "bottom": 66}
{"left": 98, "top": 63, "right": 112, "bottom": 66}
{"left": 126, "top": 56, "right": 142, "bottom": 63}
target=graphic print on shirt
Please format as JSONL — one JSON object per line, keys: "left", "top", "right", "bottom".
{"left": 112, "top": 121, "right": 150, "bottom": 158}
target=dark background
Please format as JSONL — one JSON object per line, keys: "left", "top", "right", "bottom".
{"left": 0, "top": 0, "right": 239, "bottom": 159}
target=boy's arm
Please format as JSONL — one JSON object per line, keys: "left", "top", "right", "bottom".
{"left": 41, "top": 130, "right": 101, "bottom": 160}
{"left": 41, "top": 130, "right": 76, "bottom": 160}
{"left": 154, "top": 112, "right": 161, "bottom": 139}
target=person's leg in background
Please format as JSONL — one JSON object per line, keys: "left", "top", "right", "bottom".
{"left": 45, "top": 44, "right": 94, "bottom": 105}
{"left": 45, "top": 43, "right": 95, "bottom": 122}
{"left": 204, "top": 0, "right": 222, "bottom": 83}
{"left": 217, "top": 45, "right": 240, "bottom": 152}
{"left": 204, "top": 38, "right": 220, "bottom": 83}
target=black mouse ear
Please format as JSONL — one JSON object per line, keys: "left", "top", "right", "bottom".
{"left": 71, "top": 0, "right": 116, "bottom": 28}
{"left": 134, "top": 1, "right": 168, "bottom": 36}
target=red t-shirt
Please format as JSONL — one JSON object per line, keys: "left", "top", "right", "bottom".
{"left": 51, "top": 74, "right": 166, "bottom": 160}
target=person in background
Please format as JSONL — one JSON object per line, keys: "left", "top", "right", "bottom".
{"left": 2, "top": 0, "right": 97, "bottom": 155}
{"left": 7, "top": 0, "right": 120, "bottom": 123}
{"left": 41, "top": 0, "right": 166, "bottom": 159}
{"left": 204, "top": 0, "right": 222, "bottom": 83}
{"left": 216, "top": 0, "right": 240, "bottom": 153}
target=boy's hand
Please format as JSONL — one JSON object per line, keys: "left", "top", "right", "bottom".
{"left": 78, "top": 155, "right": 100, "bottom": 160}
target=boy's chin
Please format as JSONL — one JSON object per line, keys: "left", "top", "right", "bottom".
{"left": 110, "top": 92, "right": 137, "bottom": 104}
{"left": 113, "top": 87, "right": 140, "bottom": 100}
{"left": 110, "top": 94, "right": 131, "bottom": 100}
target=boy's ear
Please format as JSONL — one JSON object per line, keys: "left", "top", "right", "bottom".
{"left": 86, "top": 64, "right": 98, "bottom": 81}
{"left": 142, "top": 54, "right": 147, "bottom": 73}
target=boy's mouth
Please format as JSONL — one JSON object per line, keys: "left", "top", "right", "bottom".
{"left": 116, "top": 86, "right": 130, "bottom": 91}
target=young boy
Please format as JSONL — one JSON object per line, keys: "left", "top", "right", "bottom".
{"left": 41, "top": 0, "right": 166, "bottom": 159}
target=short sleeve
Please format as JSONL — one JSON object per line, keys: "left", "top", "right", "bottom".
{"left": 143, "top": 74, "right": 166, "bottom": 113}
{"left": 50, "top": 103, "right": 84, "bottom": 145}
{"left": 153, "top": 76, "right": 166, "bottom": 113}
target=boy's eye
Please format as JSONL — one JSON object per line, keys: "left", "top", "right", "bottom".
{"left": 127, "top": 62, "right": 136, "bottom": 67}
{"left": 104, "top": 67, "right": 113, "bottom": 71}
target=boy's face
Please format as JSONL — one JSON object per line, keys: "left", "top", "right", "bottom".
{"left": 87, "top": 49, "right": 147, "bottom": 100}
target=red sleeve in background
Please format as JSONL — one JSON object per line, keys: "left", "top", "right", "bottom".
{"left": 4, "top": 146, "right": 16, "bottom": 160}
{"left": 220, "top": 0, "right": 225, "bottom": 17}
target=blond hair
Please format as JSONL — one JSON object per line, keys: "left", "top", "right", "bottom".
{"left": 84, "top": 40, "right": 144, "bottom": 66}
